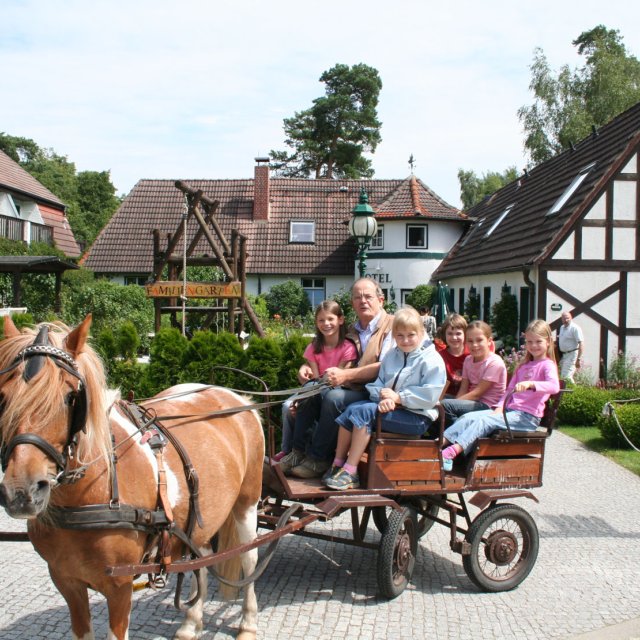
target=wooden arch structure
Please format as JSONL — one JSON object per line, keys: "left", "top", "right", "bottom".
{"left": 147, "top": 181, "right": 264, "bottom": 337}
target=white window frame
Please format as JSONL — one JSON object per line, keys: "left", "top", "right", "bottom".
{"left": 301, "top": 277, "right": 325, "bottom": 307}
{"left": 547, "top": 162, "right": 597, "bottom": 216}
{"left": 289, "top": 220, "right": 315, "bottom": 243}
{"left": 370, "top": 224, "right": 384, "bottom": 250}
{"left": 485, "top": 204, "right": 515, "bottom": 237}
{"left": 406, "top": 224, "right": 428, "bottom": 249}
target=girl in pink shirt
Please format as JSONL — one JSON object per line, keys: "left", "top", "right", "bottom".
{"left": 274, "top": 301, "right": 357, "bottom": 460}
{"left": 441, "top": 319, "right": 559, "bottom": 468}
{"left": 441, "top": 320, "right": 506, "bottom": 425}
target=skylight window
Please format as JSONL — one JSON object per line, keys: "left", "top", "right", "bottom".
{"left": 459, "top": 217, "right": 485, "bottom": 248}
{"left": 485, "top": 204, "right": 515, "bottom": 237}
{"left": 547, "top": 162, "right": 596, "bottom": 216}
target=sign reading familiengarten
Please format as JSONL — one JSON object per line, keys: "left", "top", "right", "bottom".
{"left": 145, "top": 281, "right": 242, "bottom": 298}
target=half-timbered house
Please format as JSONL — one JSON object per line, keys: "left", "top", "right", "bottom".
{"left": 432, "top": 101, "right": 640, "bottom": 378}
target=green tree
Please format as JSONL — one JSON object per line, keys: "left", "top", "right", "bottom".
{"left": 270, "top": 63, "right": 383, "bottom": 179}
{"left": 457, "top": 167, "right": 519, "bottom": 209}
{"left": 73, "top": 171, "right": 120, "bottom": 247}
{"left": 518, "top": 26, "right": 640, "bottom": 165}
{"left": 491, "top": 291, "right": 519, "bottom": 348}
{"left": 264, "top": 281, "right": 311, "bottom": 319}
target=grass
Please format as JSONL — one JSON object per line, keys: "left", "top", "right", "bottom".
{"left": 559, "top": 424, "right": 640, "bottom": 477}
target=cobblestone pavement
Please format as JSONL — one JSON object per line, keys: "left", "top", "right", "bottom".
{"left": 2, "top": 431, "right": 639, "bottom": 640}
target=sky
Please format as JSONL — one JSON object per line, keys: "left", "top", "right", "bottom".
{"left": 3, "top": 0, "right": 640, "bottom": 209}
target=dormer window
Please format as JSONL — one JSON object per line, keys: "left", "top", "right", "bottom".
{"left": 289, "top": 220, "right": 315, "bottom": 243}
{"left": 547, "top": 162, "right": 596, "bottom": 216}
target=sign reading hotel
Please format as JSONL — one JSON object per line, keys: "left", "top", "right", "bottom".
{"left": 145, "top": 281, "right": 242, "bottom": 299}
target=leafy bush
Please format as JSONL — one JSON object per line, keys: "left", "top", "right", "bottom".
{"left": 181, "top": 330, "right": 244, "bottom": 387}
{"left": 330, "top": 287, "right": 356, "bottom": 325}
{"left": 278, "top": 333, "right": 312, "bottom": 389}
{"left": 241, "top": 336, "right": 283, "bottom": 392}
{"left": 264, "top": 281, "right": 311, "bottom": 319}
{"left": 108, "top": 360, "right": 149, "bottom": 399}
{"left": 598, "top": 401, "right": 640, "bottom": 448}
{"left": 557, "top": 386, "right": 611, "bottom": 425}
{"left": 145, "top": 327, "right": 189, "bottom": 392}
{"left": 405, "top": 284, "right": 435, "bottom": 312}
{"left": 117, "top": 321, "right": 140, "bottom": 360}
{"left": 62, "top": 279, "right": 154, "bottom": 350}
{"left": 464, "top": 291, "right": 480, "bottom": 321}
{"left": 603, "top": 351, "right": 640, "bottom": 389}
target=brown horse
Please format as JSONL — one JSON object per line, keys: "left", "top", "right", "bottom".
{"left": 0, "top": 315, "right": 264, "bottom": 639}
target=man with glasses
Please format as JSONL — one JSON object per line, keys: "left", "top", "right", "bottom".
{"left": 279, "top": 278, "right": 395, "bottom": 478}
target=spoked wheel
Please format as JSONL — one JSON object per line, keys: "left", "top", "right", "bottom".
{"left": 372, "top": 498, "right": 439, "bottom": 539}
{"left": 377, "top": 506, "right": 418, "bottom": 599}
{"left": 462, "top": 503, "right": 539, "bottom": 592}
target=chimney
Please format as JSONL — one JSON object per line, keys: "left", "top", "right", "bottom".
{"left": 254, "top": 157, "right": 270, "bottom": 221}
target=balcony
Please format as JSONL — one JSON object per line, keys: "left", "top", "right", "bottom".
{"left": 0, "top": 215, "right": 54, "bottom": 246}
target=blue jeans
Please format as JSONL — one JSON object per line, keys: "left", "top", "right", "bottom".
{"left": 441, "top": 398, "right": 490, "bottom": 427}
{"left": 336, "top": 400, "right": 431, "bottom": 435}
{"left": 443, "top": 409, "right": 540, "bottom": 456}
{"left": 280, "top": 399, "right": 294, "bottom": 452}
{"left": 292, "top": 386, "right": 368, "bottom": 462}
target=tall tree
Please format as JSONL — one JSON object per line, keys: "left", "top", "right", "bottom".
{"left": 457, "top": 167, "right": 518, "bottom": 209}
{"left": 518, "top": 26, "right": 640, "bottom": 165}
{"left": 270, "top": 63, "right": 383, "bottom": 179}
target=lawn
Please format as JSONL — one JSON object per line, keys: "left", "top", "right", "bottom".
{"left": 559, "top": 425, "right": 640, "bottom": 477}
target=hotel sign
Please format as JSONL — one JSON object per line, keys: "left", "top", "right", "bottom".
{"left": 145, "top": 281, "right": 242, "bottom": 298}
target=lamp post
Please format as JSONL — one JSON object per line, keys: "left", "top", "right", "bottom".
{"left": 348, "top": 188, "right": 378, "bottom": 278}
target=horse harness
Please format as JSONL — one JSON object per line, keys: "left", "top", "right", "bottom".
{"left": 0, "top": 328, "right": 326, "bottom": 599}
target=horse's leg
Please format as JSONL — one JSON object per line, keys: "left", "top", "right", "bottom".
{"left": 102, "top": 579, "right": 134, "bottom": 640}
{"left": 49, "top": 571, "right": 94, "bottom": 640}
{"left": 174, "top": 569, "right": 207, "bottom": 640}
{"left": 234, "top": 504, "right": 259, "bottom": 640}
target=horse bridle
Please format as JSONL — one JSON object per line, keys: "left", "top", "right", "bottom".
{"left": 0, "top": 327, "right": 88, "bottom": 480}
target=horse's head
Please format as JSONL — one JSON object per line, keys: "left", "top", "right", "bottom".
{"left": 0, "top": 315, "right": 103, "bottom": 518}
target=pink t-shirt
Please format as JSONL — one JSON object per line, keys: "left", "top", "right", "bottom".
{"left": 497, "top": 358, "right": 560, "bottom": 417}
{"left": 461, "top": 352, "right": 507, "bottom": 408}
{"left": 303, "top": 339, "right": 357, "bottom": 376}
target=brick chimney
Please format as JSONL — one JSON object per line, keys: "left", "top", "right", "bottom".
{"left": 253, "top": 157, "right": 270, "bottom": 221}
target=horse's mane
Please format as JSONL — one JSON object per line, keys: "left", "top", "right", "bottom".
{"left": 0, "top": 321, "right": 114, "bottom": 466}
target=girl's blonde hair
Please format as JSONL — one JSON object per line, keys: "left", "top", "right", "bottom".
{"left": 522, "top": 319, "right": 556, "bottom": 363}
{"left": 466, "top": 320, "right": 493, "bottom": 340}
{"left": 312, "top": 300, "right": 347, "bottom": 353}
{"left": 392, "top": 307, "right": 424, "bottom": 335}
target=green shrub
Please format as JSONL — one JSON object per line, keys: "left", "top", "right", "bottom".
{"left": 491, "top": 291, "right": 518, "bottom": 346}
{"left": 557, "top": 386, "right": 611, "bottom": 425}
{"left": 264, "top": 281, "right": 311, "bottom": 320}
{"left": 94, "top": 327, "right": 118, "bottom": 362}
{"left": 181, "top": 330, "right": 244, "bottom": 387}
{"left": 117, "top": 321, "right": 140, "bottom": 360}
{"left": 241, "top": 336, "right": 283, "bottom": 392}
{"left": 145, "top": 327, "right": 189, "bottom": 392}
{"left": 108, "top": 360, "right": 148, "bottom": 398}
{"left": 598, "top": 401, "right": 640, "bottom": 448}
{"left": 278, "top": 333, "right": 311, "bottom": 389}
{"left": 405, "top": 284, "right": 435, "bottom": 313}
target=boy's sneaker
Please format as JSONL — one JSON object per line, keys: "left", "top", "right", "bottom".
{"left": 278, "top": 449, "right": 305, "bottom": 475}
{"left": 325, "top": 469, "right": 360, "bottom": 490}
{"left": 290, "top": 457, "right": 330, "bottom": 479}
{"left": 321, "top": 465, "right": 342, "bottom": 485}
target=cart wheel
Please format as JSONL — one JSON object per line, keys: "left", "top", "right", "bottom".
{"left": 462, "top": 503, "right": 539, "bottom": 592}
{"left": 372, "top": 499, "right": 439, "bottom": 539}
{"left": 377, "top": 506, "right": 418, "bottom": 599}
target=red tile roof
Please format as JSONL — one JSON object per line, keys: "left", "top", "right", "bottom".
{"left": 0, "top": 150, "right": 64, "bottom": 207}
{"left": 83, "top": 175, "right": 462, "bottom": 275}
{"left": 39, "top": 204, "right": 82, "bottom": 258}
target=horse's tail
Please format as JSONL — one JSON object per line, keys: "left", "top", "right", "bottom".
{"left": 215, "top": 512, "right": 243, "bottom": 600}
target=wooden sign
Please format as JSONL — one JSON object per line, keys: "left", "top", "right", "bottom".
{"left": 145, "top": 281, "right": 242, "bottom": 299}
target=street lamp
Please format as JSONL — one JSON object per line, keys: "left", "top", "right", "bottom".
{"left": 348, "top": 187, "right": 378, "bottom": 278}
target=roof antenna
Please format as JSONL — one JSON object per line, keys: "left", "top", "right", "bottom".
{"left": 569, "top": 141, "right": 576, "bottom": 151}
{"left": 592, "top": 124, "right": 599, "bottom": 136}
{"left": 408, "top": 154, "right": 416, "bottom": 174}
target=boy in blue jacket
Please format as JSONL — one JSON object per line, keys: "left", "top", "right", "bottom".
{"left": 324, "top": 307, "right": 446, "bottom": 490}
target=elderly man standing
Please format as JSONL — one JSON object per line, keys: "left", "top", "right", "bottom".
{"left": 280, "top": 278, "right": 395, "bottom": 478}
{"left": 558, "top": 311, "right": 584, "bottom": 383}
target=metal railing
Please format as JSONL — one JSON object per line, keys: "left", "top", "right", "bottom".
{"left": 0, "top": 215, "right": 54, "bottom": 246}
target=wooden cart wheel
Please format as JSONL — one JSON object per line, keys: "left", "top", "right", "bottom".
{"left": 372, "top": 498, "right": 439, "bottom": 539}
{"left": 376, "top": 506, "right": 418, "bottom": 599}
{"left": 462, "top": 503, "right": 539, "bottom": 592}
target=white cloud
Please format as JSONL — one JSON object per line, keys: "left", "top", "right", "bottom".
{"left": 2, "top": 0, "right": 640, "bottom": 206}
